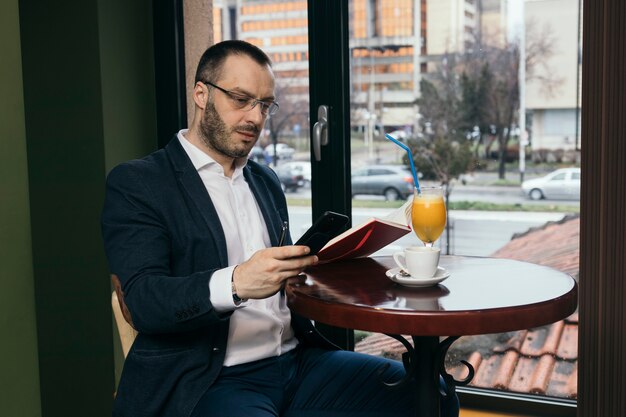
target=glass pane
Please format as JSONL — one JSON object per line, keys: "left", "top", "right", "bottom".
{"left": 213, "top": 0, "right": 314, "bottom": 239}
{"left": 207, "top": 0, "right": 581, "bottom": 404}
{"left": 349, "top": 0, "right": 581, "bottom": 402}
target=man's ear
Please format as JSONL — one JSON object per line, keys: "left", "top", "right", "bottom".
{"left": 192, "top": 82, "right": 208, "bottom": 110}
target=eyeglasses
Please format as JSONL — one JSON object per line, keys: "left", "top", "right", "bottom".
{"left": 202, "top": 81, "right": 279, "bottom": 116}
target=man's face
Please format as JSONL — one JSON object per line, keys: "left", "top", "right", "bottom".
{"left": 198, "top": 54, "right": 275, "bottom": 160}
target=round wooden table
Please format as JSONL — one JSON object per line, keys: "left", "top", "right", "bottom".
{"left": 286, "top": 256, "right": 578, "bottom": 417}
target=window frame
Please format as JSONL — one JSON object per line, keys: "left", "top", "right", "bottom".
{"left": 306, "top": 0, "right": 581, "bottom": 414}
{"left": 166, "top": 0, "right": 626, "bottom": 414}
{"left": 307, "top": 0, "right": 355, "bottom": 350}
{"left": 153, "top": 0, "right": 187, "bottom": 148}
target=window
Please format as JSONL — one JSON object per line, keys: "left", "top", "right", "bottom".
{"left": 347, "top": 0, "right": 581, "bottom": 410}
{"left": 186, "top": 0, "right": 585, "bottom": 414}
{"left": 212, "top": 0, "right": 313, "bottom": 237}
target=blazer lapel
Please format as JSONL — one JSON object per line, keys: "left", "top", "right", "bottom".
{"left": 165, "top": 138, "right": 229, "bottom": 266}
{"left": 244, "top": 166, "right": 282, "bottom": 247}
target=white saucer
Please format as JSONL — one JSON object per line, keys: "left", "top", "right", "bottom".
{"left": 385, "top": 266, "right": 450, "bottom": 287}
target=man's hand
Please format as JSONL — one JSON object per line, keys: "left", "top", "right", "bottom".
{"left": 232, "top": 246, "right": 317, "bottom": 299}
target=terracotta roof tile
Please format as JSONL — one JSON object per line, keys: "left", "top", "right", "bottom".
{"left": 355, "top": 334, "right": 407, "bottom": 357}
{"left": 492, "top": 351, "right": 519, "bottom": 389}
{"left": 529, "top": 355, "right": 556, "bottom": 394}
{"left": 566, "top": 361, "right": 578, "bottom": 398}
{"left": 354, "top": 215, "right": 580, "bottom": 399}
{"left": 556, "top": 323, "right": 578, "bottom": 360}
{"left": 447, "top": 351, "right": 482, "bottom": 382}
{"left": 520, "top": 321, "right": 564, "bottom": 357}
{"left": 510, "top": 355, "right": 544, "bottom": 394}
{"left": 466, "top": 351, "right": 511, "bottom": 389}
{"left": 547, "top": 360, "right": 578, "bottom": 398}
{"left": 492, "top": 330, "right": 527, "bottom": 354}
{"left": 492, "top": 215, "right": 580, "bottom": 278}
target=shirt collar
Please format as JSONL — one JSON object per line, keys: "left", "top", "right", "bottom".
{"left": 177, "top": 129, "right": 247, "bottom": 177}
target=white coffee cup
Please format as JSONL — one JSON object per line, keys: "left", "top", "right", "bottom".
{"left": 393, "top": 246, "right": 440, "bottom": 279}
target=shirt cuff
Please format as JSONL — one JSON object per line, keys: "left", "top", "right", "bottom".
{"left": 209, "top": 266, "right": 245, "bottom": 312}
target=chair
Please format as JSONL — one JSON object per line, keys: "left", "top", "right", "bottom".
{"left": 111, "top": 275, "right": 137, "bottom": 358}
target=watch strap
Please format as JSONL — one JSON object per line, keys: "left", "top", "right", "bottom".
{"left": 231, "top": 278, "right": 247, "bottom": 305}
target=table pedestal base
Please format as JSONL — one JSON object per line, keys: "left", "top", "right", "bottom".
{"left": 379, "top": 335, "right": 474, "bottom": 417}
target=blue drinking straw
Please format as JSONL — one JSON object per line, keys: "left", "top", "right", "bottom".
{"left": 385, "top": 133, "right": 421, "bottom": 194}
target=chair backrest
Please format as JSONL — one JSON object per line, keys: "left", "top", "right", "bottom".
{"left": 111, "top": 275, "right": 137, "bottom": 357}
{"left": 112, "top": 292, "right": 137, "bottom": 357}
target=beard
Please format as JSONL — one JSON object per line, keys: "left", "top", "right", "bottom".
{"left": 199, "top": 101, "right": 260, "bottom": 159}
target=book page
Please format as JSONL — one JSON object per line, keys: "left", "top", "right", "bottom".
{"left": 323, "top": 198, "right": 413, "bottom": 250}
{"left": 381, "top": 196, "right": 413, "bottom": 226}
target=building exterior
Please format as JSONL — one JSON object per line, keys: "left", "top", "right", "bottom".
{"left": 351, "top": 0, "right": 479, "bottom": 130}
{"left": 476, "top": 0, "right": 582, "bottom": 153}
{"left": 214, "top": 0, "right": 309, "bottom": 99}
{"left": 212, "top": 0, "right": 581, "bottom": 154}
{"left": 350, "top": 0, "right": 422, "bottom": 130}
{"left": 213, "top": 0, "right": 479, "bottom": 135}
{"left": 426, "top": 0, "right": 478, "bottom": 56}
{"left": 524, "top": 0, "right": 582, "bottom": 151}
{"left": 213, "top": 0, "right": 310, "bottom": 146}
{"left": 479, "top": 0, "right": 508, "bottom": 45}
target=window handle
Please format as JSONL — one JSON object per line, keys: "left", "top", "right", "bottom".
{"left": 312, "top": 105, "right": 329, "bottom": 161}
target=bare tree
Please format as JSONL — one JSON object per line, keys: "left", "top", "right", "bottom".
{"left": 413, "top": 61, "right": 475, "bottom": 254}
{"left": 420, "top": 22, "right": 563, "bottom": 179}
{"left": 524, "top": 21, "right": 565, "bottom": 97}
{"left": 265, "top": 75, "right": 309, "bottom": 166}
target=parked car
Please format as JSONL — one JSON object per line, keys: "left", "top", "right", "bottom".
{"left": 264, "top": 143, "right": 295, "bottom": 160}
{"left": 387, "top": 130, "right": 409, "bottom": 140}
{"left": 248, "top": 146, "right": 269, "bottom": 164}
{"left": 279, "top": 161, "right": 311, "bottom": 187}
{"left": 521, "top": 167, "right": 581, "bottom": 200}
{"left": 351, "top": 165, "right": 415, "bottom": 201}
{"left": 272, "top": 164, "right": 304, "bottom": 193}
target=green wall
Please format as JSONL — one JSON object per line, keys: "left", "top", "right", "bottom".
{"left": 97, "top": 0, "right": 158, "bottom": 384}
{"left": 1, "top": 0, "right": 158, "bottom": 414}
{"left": 98, "top": 0, "right": 157, "bottom": 170}
{"left": 19, "top": 0, "right": 115, "bottom": 413}
{"left": 0, "top": 1, "right": 42, "bottom": 416}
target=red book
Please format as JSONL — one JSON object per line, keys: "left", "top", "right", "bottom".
{"left": 317, "top": 202, "right": 412, "bottom": 263}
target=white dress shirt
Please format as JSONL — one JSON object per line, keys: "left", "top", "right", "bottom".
{"left": 177, "top": 130, "right": 298, "bottom": 366}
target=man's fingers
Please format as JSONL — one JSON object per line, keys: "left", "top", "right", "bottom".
{"left": 280, "top": 254, "right": 318, "bottom": 271}
{"left": 272, "top": 245, "right": 312, "bottom": 259}
{"left": 234, "top": 247, "right": 319, "bottom": 299}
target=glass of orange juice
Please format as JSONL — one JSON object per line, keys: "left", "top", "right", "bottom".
{"left": 411, "top": 186, "right": 446, "bottom": 246}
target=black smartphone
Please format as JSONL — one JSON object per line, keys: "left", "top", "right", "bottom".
{"left": 294, "top": 211, "right": 350, "bottom": 255}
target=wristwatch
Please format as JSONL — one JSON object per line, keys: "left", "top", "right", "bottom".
{"left": 231, "top": 279, "right": 246, "bottom": 305}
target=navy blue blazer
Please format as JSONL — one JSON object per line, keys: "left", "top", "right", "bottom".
{"left": 102, "top": 137, "right": 333, "bottom": 417}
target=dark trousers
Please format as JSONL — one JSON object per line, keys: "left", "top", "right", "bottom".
{"left": 191, "top": 347, "right": 459, "bottom": 417}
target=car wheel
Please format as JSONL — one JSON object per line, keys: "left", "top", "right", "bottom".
{"left": 383, "top": 188, "right": 401, "bottom": 201}
{"left": 280, "top": 183, "right": 286, "bottom": 192}
{"left": 529, "top": 188, "right": 544, "bottom": 200}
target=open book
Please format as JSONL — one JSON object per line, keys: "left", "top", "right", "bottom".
{"left": 317, "top": 199, "right": 413, "bottom": 263}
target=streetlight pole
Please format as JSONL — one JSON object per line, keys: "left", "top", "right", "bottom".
{"left": 413, "top": 0, "right": 422, "bottom": 135}
{"left": 518, "top": 0, "right": 527, "bottom": 183}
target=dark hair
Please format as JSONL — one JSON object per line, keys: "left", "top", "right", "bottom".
{"left": 194, "top": 40, "right": 272, "bottom": 84}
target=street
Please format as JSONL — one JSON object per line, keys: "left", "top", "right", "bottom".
{"left": 277, "top": 162, "right": 578, "bottom": 256}
{"left": 287, "top": 206, "right": 568, "bottom": 258}
{"left": 286, "top": 182, "right": 578, "bottom": 207}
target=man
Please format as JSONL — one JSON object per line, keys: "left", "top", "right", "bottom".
{"left": 102, "top": 40, "right": 459, "bottom": 417}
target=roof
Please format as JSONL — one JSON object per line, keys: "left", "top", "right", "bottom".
{"left": 355, "top": 214, "right": 580, "bottom": 399}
